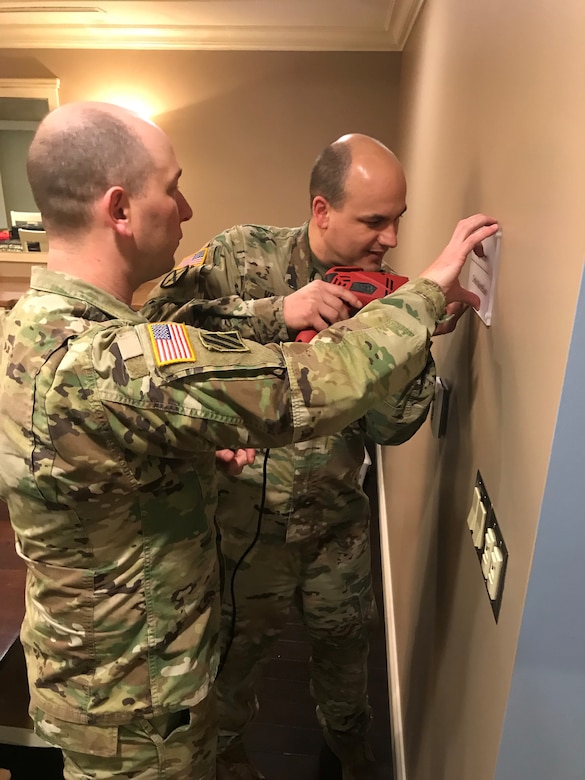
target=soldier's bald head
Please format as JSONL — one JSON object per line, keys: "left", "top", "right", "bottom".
{"left": 27, "top": 101, "right": 157, "bottom": 233}
{"left": 309, "top": 133, "right": 404, "bottom": 209}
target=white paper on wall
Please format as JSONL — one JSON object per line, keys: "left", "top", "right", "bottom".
{"left": 467, "top": 229, "right": 502, "bottom": 326}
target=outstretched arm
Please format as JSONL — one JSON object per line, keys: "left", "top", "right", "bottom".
{"left": 361, "top": 355, "right": 436, "bottom": 445}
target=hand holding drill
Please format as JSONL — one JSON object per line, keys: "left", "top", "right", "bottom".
{"left": 294, "top": 266, "right": 409, "bottom": 343}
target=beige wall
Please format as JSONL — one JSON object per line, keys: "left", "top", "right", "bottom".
{"left": 0, "top": 49, "right": 401, "bottom": 257}
{"left": 382, "top": 1, "right": 585, "bottom": 778}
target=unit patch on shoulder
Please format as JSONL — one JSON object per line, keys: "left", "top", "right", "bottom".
{"left": 160, "top": 265, "right": 189, "bottom": 288}
{"left": 198, "top": 330, "right": 250, "bottom": 353}
{"left": 148, "top": 322, "right": 196, "bottom": 366}
{"left": 179, "top": 246, "right": 209, "bottom": 268}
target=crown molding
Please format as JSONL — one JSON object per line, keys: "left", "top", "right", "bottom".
{"left": 0, "top": 0, "right": 425, "bottom": 51}
{"left": 389, "top": 0, "right": 427, "bottom": 49}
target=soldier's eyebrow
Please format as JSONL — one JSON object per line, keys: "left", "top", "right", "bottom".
{"left": 360, "top": 206, "right": 408, "bottom": 222}
{"left": 389, "top": 206, "right": 408, "bottom": 220}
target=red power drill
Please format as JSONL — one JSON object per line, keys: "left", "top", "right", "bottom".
{"left": 295, "top": 265, "right": 409, "bottom": 342}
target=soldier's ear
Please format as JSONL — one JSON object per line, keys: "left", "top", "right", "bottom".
{"left": 106, "top": 186, "right": 133, "bottom": 238}
{"left": 312, "top": 196, "right": 331, "bottom": 229}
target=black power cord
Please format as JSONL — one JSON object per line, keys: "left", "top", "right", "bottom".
{"left": 217, "top": 447, "right": 270, "bottom": 676}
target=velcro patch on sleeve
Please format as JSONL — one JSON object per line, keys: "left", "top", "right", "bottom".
{"left": 198, "top": 330, "right": 250, "bottom": 353}
{"left": 117, "top": 331, "right": 144, "bottom": 361}
{"left": 114, "top": 329, "right": 149, "bottom": 378}
{"left": 179, "top": 246, "right": 209, "bottom": 268}
{"left": 148, "top": 322, "right": 196, "bottom": 366}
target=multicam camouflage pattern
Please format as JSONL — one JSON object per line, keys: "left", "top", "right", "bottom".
{"left": 217, "top": 508, "right": 375, "bottom": 744}
{"left": 0, "top": 264, "right": 442, "bottom": 733}
{"left": 143, "top": 223, "right": 437, "bottom": 543}
{"left": 34, "top": 696, "right": 216, "bottom": 779}
{"left": 142, "top": 224, "right": 310, "bottom": 343}
{"left": 143, "top": 222, "right": 438, "bottom": 746}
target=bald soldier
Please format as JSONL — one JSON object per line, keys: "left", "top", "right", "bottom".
{"left": 0, "top": 102, "right": 496, "bottom": 780}
{"left": 143, "top": 134, "right": 476, "bottom": 780}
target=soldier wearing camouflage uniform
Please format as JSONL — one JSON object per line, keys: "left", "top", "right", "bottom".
{"left": 0, "top": 105, "right": 493, "bottom": 780}
{"left": 142, "top": 135, "right": 476, "bottom": 780}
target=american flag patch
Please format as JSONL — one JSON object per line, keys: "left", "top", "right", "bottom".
{"left": 179, "top": 246, "right": 208, "bottom": 267}
{"left": 148, "top": 322, "right": 196, "bottom": 366}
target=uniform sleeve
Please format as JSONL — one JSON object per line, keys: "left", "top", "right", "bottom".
{"left": 83, "top": 279, "right": 444, "bottom": 458}
{"left": 141, "top": 231, "right": 290, "bottom": 344}
{"left": 360, "top": 354, "right": 436, "bottom": 445}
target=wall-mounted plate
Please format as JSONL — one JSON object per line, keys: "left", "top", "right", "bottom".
{"left": 467, "top": 229, "right": 502, "bottom": 326}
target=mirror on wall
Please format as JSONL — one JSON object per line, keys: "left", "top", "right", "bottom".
{"left": 0, "top": 78, "right": 59, "bottom": 231}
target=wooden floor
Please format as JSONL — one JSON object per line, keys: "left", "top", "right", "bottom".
{"left": 0, "top": 467, "right": 393, "bottom": 779}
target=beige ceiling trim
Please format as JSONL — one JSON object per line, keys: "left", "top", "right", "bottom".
{"left": 387, "top": 0, "right": 426, "bottom": 49}
{"left": 0, "top": 5, "right": 104, "bottom": 12}
{"left": 0, "top": 0, "right": 426, "bottom": 51}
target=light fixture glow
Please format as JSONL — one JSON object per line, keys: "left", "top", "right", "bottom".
{"left": 91, "top": 92, "right": 161, "bottom": 120}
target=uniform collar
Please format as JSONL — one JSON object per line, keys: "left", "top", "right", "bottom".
{"left": 308, "top": 251, "right": 333, "bottom": 281}
{"left": 302, "top": 221, "right": 340, "bottom": 280}
{"left": 30, "top": 266, "right": 144, "bottom": 322}
{"left": 285, "top": 221, "right": 332, "bottom": 287}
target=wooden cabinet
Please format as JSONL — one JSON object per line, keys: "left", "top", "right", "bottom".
{"left": 0, "top": 253, "right": 47, "bottom": 307}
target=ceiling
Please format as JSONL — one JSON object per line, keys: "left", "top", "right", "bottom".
{"left": 0, "top": 0, "right": 425, "bottom": 51}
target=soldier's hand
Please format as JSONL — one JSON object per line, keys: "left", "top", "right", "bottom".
{"left": 283, "top": 279, "right": 363, "bottom": 333}
{"left": 432, "top": 301, "right": 468, "bottom": 336}
{"left": 215, "top": 448, "right": 256, "bottom": 476}
{"left": 420, "top": 214, "right": 498, "bottom": 308}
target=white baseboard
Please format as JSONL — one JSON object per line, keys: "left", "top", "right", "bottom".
{"left": 376, "top": 445, "right": 407, "bottom": 780}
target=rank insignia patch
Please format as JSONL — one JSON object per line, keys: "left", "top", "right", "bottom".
{"left": 179, "top": 246, "right": 209, "bottom": 268}
{"left": 198, "top": 330, "right": 250, "bottom": 352}
{"left": 148, "top": 322, "right": 196, "bottom": 365}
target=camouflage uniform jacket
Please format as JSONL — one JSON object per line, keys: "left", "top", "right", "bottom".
{"left": 143, "top": 223, "right": 436, "bottom": 542}
{"left": 0, "top": 266, "right": 443, "bottom": 725}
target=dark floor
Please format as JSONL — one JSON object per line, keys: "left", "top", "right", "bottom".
{"left": 246, "top": 464, "right": 394, "bottom": 779}
{"left": 0, "top": 465, "right": 393, "bottom": 779}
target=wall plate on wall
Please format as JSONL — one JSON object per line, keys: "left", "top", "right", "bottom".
{"left": 467, "top": 228, "right": 502, "bottom": 326}
{"left": 467, "top": 470, "right": 509, "bottom": 621}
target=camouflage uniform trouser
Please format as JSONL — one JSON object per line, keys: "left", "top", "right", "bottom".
{"left": 216, "top": 511, "right": 377, "bottom": 752}
{"left": 32, "top": 693, "right": 216, "bottom": 779}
